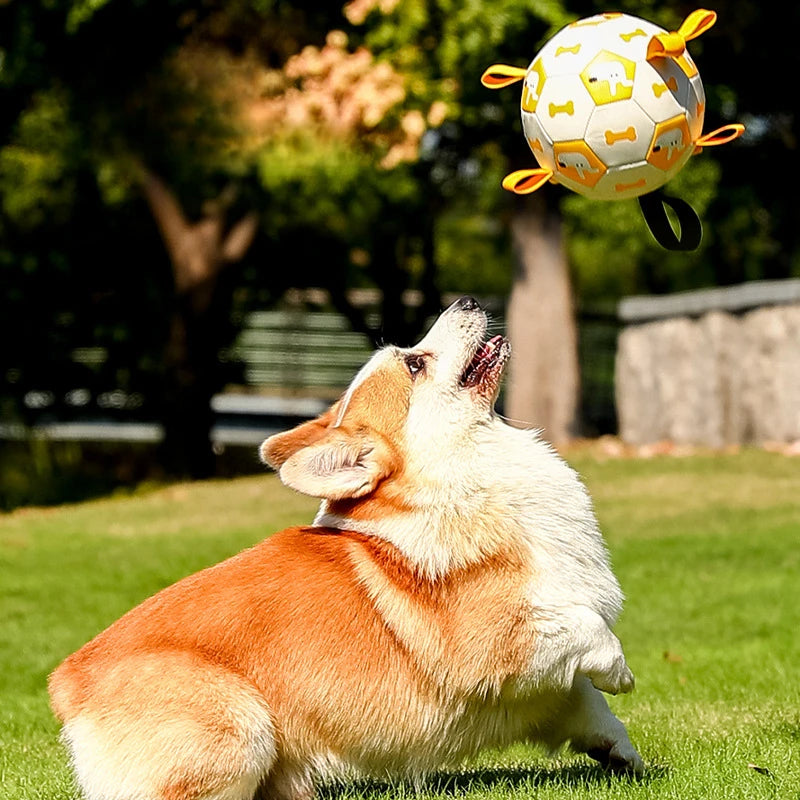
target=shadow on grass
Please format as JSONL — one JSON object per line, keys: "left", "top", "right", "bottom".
{"left": 319, "top": 762, "right": 670, "bottom": 798}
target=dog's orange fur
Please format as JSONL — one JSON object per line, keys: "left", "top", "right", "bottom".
{"left": 50, "top": 522, "right": 548, "bottom": 793}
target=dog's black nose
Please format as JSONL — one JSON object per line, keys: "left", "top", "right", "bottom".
{"left": 457, "top": 296, "right": 480, "bottom": 312}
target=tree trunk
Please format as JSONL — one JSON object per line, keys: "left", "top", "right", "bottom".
{"left": 137, "top": 164, "right": 258, "bottom": 479}
{"left": 160, "top": 289, "right": 220, "bottom": 478}
{"left": 376, "top": 237, "right": 412, "bottom": 347}
{"left": 504, "top": 197, "right": 580, "bottom": 445}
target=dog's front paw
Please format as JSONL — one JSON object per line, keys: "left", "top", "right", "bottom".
{"left": 588, "top": 658, "right": 635, "bottom": 695}
{"left": 580, "top": 634, "right": 635, "bottom": 695}
{"left": 587, "top": 739, "right": 644, "bottom": 774}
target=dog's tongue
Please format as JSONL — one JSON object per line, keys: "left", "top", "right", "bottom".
{"left": 474, "top": 336, "right": 503, "bottom": 365}
{"left": 463, "top": 335, "right": 504, "bottom": 386}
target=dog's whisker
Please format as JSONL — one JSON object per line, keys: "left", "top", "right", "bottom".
{"left": 494, "top": 412, "right": 537, "bottom": 429}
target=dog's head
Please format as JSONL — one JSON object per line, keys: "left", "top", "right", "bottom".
{"left": 260, "top": 297, "right": 510, "bottom": 502}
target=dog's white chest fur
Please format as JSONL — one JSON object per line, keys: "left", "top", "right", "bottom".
{"left": 318, "top": 418, "right": 623, "bottom": 624}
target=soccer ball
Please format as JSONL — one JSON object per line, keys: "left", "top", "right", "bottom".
{"left": 519, "top": 12, "right": 703, "bottom": 200}
{"left": 483, "top": 11, "right": 721, "bottom": 200}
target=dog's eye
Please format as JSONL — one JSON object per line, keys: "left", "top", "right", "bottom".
{"left": 405, "top": 354, "right": 426, "bottom": 378}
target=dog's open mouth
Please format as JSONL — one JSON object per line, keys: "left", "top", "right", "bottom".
{"left": 460, "top": 335, "right": 509, "bottom": 389}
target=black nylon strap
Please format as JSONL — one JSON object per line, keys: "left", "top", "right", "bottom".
{"left": 638, "top": 191, "right": 703, "bottom": 251}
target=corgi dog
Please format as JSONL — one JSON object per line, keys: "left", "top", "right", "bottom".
{"left": 48, "top": 296, "right": 642, "bottom": 800}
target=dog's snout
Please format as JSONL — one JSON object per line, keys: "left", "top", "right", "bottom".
{"left": 456, "top": 296, "right": 480, "bottom": 312}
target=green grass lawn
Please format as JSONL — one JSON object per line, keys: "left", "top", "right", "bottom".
{"left": 2, "top": 450, "right": 798, "bottom": 799}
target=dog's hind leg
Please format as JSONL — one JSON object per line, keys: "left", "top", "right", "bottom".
{"left": 546, "top": 676, "right": 643, "bottom": 774}
{"left": 255, "top": 762, "right": 316, "bottom": 800}
{"left": 59, "top": 651, "right": 276, "bottom": 800}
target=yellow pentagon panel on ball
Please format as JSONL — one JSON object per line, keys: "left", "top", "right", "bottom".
{"left": 552, "top": 141, "right": 606, "bottom": 194}
{"left": 648, "top": 115, "right": 693, "bottom": 173}
{"left": 522, "top": 59, "right": 547, "bottom": 112}
{"left": 581, "top": 51, "right": 636, "bottom": 104}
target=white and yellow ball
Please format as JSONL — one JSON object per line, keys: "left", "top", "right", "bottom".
{"left": 523, "top": 13, "right": 703, "bottom": 199}
{"left": 482, "top": 10, "right": 743, "bottom": 201}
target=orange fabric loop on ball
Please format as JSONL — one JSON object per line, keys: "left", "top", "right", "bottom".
{"left": 678, "top": 9, "right": 717, "bottom": 42}
{"left": 501, "top": 169, "right": 554, "bottom": 195}
{"left": 647, "top": 8, "right": 717, "bottom": 60}
{"left": 647, "top": 31, "right": 686, "bottom": 59}
{"left": 695, "top": 124, "right": 746, "bottom": 148}
{"left": 480, "top": 65, "right": 527, "bottom": 89}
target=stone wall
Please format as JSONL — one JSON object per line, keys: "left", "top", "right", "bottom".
{"left": 615, "top": 280, "right": 800, "bottom": 447}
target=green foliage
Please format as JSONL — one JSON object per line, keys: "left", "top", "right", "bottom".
{"left": 65, "top": 0, "right": 113, "bottom": 33}
{"left": 257, "top": 134, "right": 419, "bottom": 238}
{"left": 357, "top": 0, "right": 572, "bottom": 77}
{"left": 436, "top": 209, "right": 512, "bottom": 296}
{"left": 0, "top": 90, "right": 78, "bottom": 229}
{"left": 2, "top": 451, "right": 799, "bottom": 798}
{"left": 563, "top": 158, "right": 724, "bottom": 298}
{"left": 434, "top": 142, "right": 514, "bottom": 294}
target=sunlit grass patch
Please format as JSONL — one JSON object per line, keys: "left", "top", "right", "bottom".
{"left": 1, "top": 451, "right": 798, "bottom": 799}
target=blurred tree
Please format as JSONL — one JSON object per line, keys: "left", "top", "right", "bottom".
{"left": 190, "top": 24, "right": 447, "bottom": 343}
{"left": 0, "top": 1, "right": 366, "bottom": 477}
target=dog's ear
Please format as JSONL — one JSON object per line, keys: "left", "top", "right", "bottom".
{"left": 260, "top": 407, "right": 338, "bottom": 470}
{"left": 278, "top": 430, "right": 393, "bottom": 500}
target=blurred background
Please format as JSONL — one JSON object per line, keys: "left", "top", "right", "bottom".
{"left": 1, "top": 0, "right": 797, "bottom": 510}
